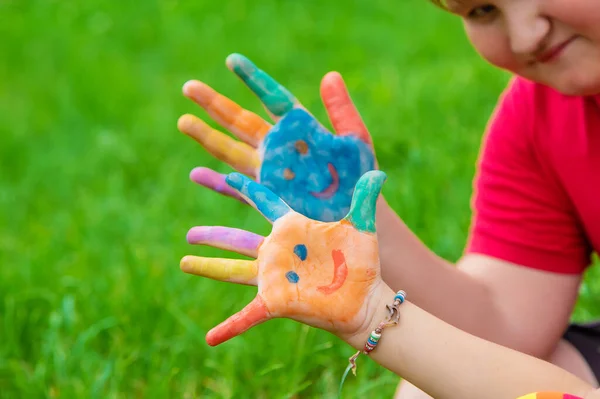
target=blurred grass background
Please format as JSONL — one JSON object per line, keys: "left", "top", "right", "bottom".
{"left": 1, "top": 0, "right": 599, "bottom": 397}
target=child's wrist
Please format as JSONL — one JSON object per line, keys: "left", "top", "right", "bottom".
{"left": 344, "top": 283, "right": 397, "bottom": 350}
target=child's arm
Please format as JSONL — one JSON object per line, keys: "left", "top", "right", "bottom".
{"left": 374, "top": 196, "right": 581, "bottom": 359}
{"left": 371, "top": 80, "right": 584, "bottom": 360}
{"left": 348, "top": 283, "right": 596, "bottom": 399}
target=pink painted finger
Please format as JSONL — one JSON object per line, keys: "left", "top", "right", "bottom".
{"left": 189, "top": 167, "right": 247, "bottom": 203}
{"left": 206, "top": 295, "right": 270, "bottom": 346}
{"left": 320, "top": 71, "right": 373, "bottom": 146}
{"left": 186, "top": 226, "right": 264, "bottom": 258}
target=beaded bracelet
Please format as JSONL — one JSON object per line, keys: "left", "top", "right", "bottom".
{"left": 338, "top": 290, "right": 406, "bottom": 396}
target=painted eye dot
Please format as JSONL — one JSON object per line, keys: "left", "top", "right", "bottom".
{"left": 285, "top": 271, "right": 300, "bottom": 284}
{"left": 295, "top": 140, "right": 309, "bottom": 154}
{"left": 283, "top": 168, "right": 295, "bottom": 180}
{"left": 294, "top": 244, "right": 307, "bottom": 260}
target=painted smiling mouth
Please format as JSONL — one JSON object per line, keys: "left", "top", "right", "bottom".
{"left": 317, "top": 249, "right": 348, "bottom": 295}
{"left": 309, "top": 163, "right": 340, "bottom": 199}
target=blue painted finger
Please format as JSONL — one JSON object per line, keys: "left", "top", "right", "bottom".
{"left": 225, "top": 172, "right": 291, "bottom": 223}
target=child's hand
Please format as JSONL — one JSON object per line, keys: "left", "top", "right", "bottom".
{"left": 177, "top": 54, "right": 377, "bottom": 222}
{"left": 181, "top": 170, "right": 387, "bottom": 346}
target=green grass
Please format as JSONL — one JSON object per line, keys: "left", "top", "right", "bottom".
{"left": 1, "top": 0, "right": 598, "bottom": 397}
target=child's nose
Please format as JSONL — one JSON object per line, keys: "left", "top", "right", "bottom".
{"left": 506, "top": 9, "right": 550, "bottom": 56}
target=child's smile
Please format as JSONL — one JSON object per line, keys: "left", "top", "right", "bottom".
{"left": 454, "top": 0, "right": 600, "bottom": 95}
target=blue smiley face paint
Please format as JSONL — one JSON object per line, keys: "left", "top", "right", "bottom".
{"left": 285, "top": 271, "right": 300, "bottom": 284}
{"left": 293, "top": 244, "right": 307, "bottom": 261}
{"left": 259, "top": 109, "right": 376, "bottom": 222}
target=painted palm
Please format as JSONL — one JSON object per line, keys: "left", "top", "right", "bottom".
{"left": 181, "top": 170, "right": 386, "bottom": 346}
{"left": 178, "top": 54, "right": 376, "bottom": 222}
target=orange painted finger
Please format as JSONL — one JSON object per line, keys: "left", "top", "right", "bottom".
{"left": 183, "top": 80, "right": 271, "bottom": 147}
{"left": 206, "top": 295, "right": 270, "bottom": 346}
{"left": 178, "top": 114, "right": 260, "bottom": 177}
{"left": 320, "top": 71, "right": 373, "bottom": 146}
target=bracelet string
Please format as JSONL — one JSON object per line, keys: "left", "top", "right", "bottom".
{"left": 338, "top": 290, "right": 406, "bottom": 397}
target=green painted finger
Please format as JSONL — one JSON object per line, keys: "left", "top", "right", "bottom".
{"left": 226, "top": 53, "right": 298, "bottom": 117}
{"left": 344, "top": 171, "right": 386, "bottom": 233}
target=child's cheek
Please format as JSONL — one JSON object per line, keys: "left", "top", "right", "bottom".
{"left": 545, "top": 0, "right": 600, "bottom": 39}
{"left": 465, "top": 23, "right": 521, "bottom": 72}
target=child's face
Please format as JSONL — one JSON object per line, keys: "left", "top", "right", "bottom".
{"left": 450, "top": 0, "right": 600, "bottom": 95}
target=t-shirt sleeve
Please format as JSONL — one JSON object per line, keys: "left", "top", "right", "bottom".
{"left": 465, "top": 78, "right": 591, "bottom": 274}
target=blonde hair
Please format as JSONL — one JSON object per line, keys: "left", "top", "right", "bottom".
{"left": 430, "top": 0, "right": 449, "bottom": 10}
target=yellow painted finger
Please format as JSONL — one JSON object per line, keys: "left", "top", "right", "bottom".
{"left": 178, "top": 114, "right": 260, "bottom": 177}
{"left": 183, "top": 80, "right": 271, "bottom": 147}
{"left": 180, "top": 255, "right": 258, "bottom": 286}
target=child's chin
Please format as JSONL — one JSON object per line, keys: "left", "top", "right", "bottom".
{"left": 549, "top": 72, "right": 600, "bottom": 96}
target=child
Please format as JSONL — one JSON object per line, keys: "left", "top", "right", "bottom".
{"left": 176, "top": 0, "right": 600, "bottom": 397}
{"left": 393, "top": 1, "right": 600, "bottom": 397}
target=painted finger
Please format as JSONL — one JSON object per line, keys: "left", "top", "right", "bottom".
{"left": 226, "top": 53, "right": 300, "bottom": 119}
{"left": 344, "top": 170, "right": 387, "bottom": 233}
{"left": 225, "top": 172, "right": 291, "bottom": 224}
{"left": 180, "top": 255, "right": 258, "bottom": 286}
{"left": 206, "top": 295, "right": 270, "bottom": 346}
{"left": 320, "top": 71, "right": 372, "bottom": 145}
{"left": 182, "top": 80, "right": 271, "bottom": 147}
{"left": 189, "top": 167, "right": 247, "bottom": 203}
{"left": 186, "top": 226, "right": 264, "bottom": 258}
{"left": 178, "top": 114, "right": 260, "bottom": 177}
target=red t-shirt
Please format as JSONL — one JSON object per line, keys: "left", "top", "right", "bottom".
{"left": 466, "top": 77, "right": 600, "bottom": 274}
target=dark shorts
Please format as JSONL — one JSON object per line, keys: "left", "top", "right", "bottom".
{"left": 563, "top": 321, "right": 600, "bottom": 384}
